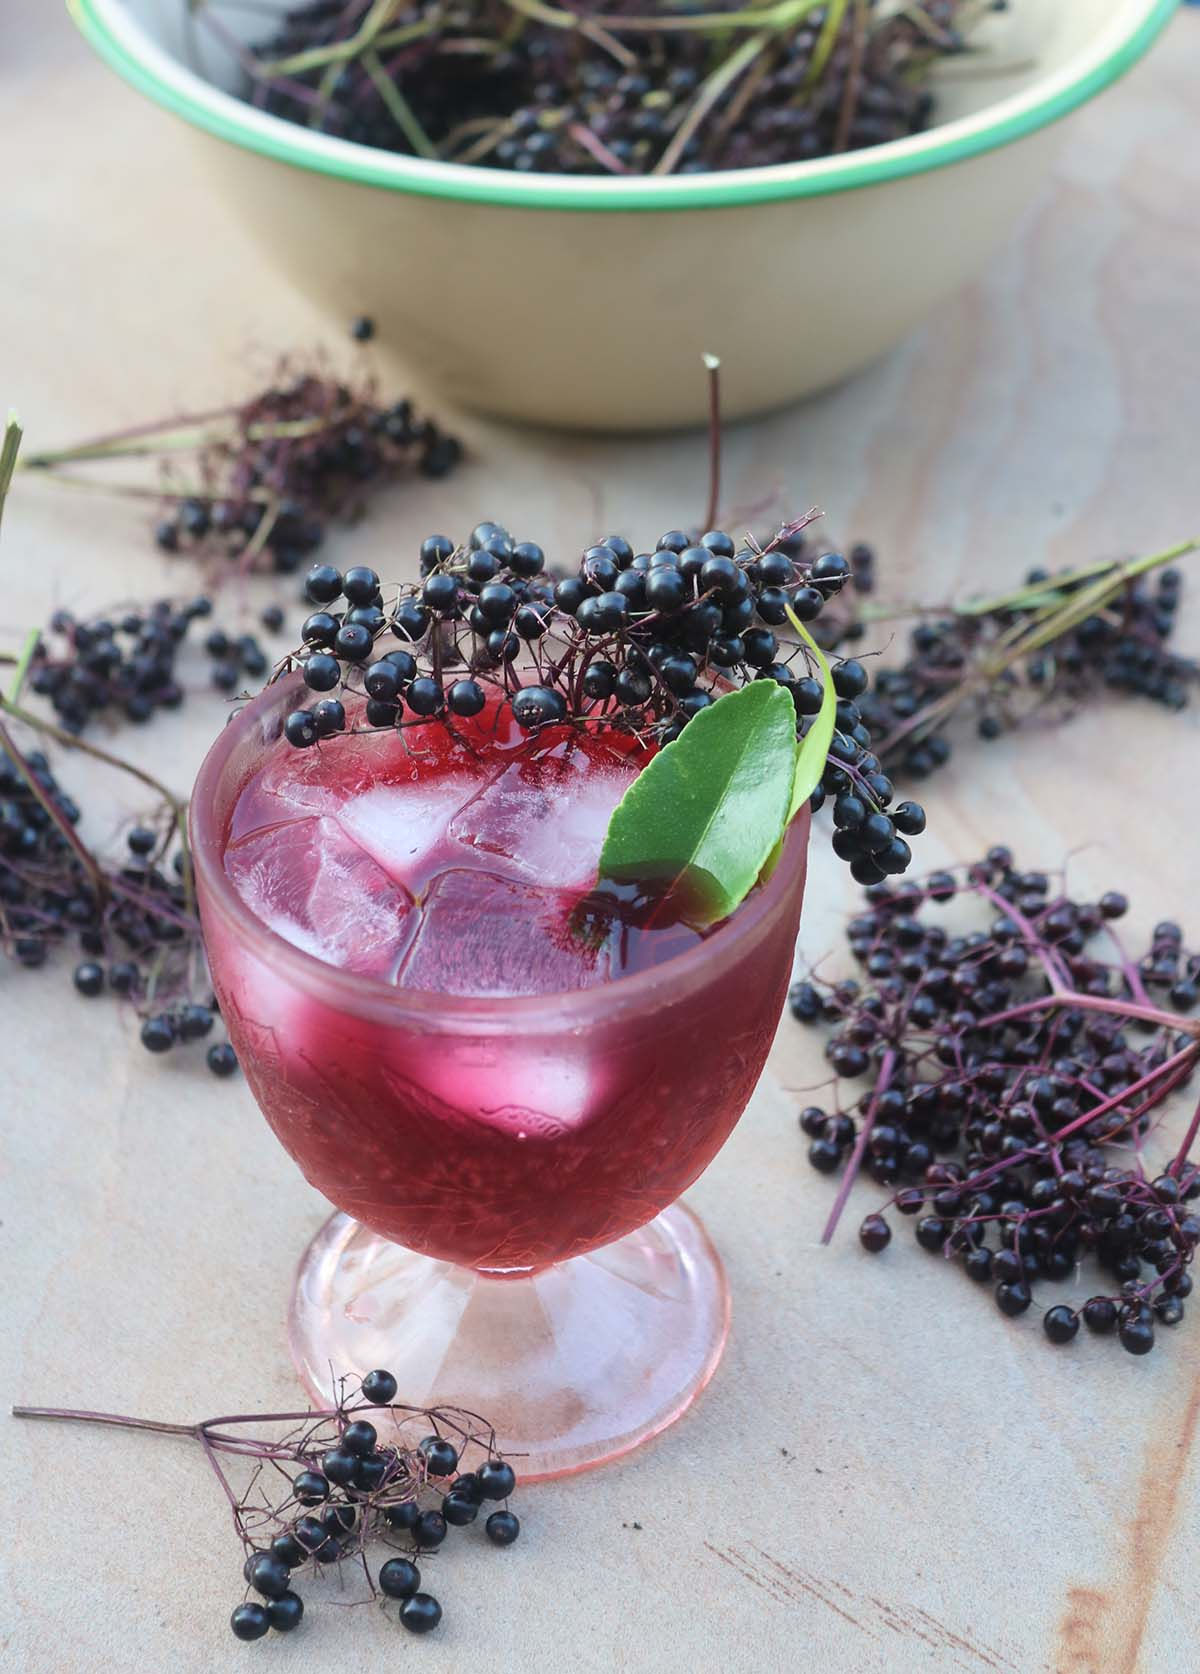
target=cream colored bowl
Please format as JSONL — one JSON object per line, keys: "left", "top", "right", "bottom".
{"left": 72, "top": 0, "right": 1178, "bottom": 430}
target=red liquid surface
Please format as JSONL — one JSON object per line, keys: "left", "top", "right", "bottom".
{"left": 203, "top": 699, "right": 807, "bottom": 1269}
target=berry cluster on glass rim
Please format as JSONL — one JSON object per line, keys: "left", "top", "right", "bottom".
{"left": 280, "top": 520, "right": 926, "bottom": 885}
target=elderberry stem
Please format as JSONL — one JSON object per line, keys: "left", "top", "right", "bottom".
{"left": 654, "top": 31, "right": 770, "bottom": 175}
{"left": 702, "top": 354, "right": 722, "bottom": 534}
{"left": 11, "top": 1406, "right": 198, "bottom": 1437}
{"left": 1170, "top": 1093, "right": 1200, "bottom": 1176}
{"left": 820, "top": 1047, "right": 897, "bottom": 1244}
{"left": 971, "top": 880, "right": 1070, "bottom": 994}
{"left": 806, "top": 0, "right": 850, "bottom": 87}
{"left": 0, "top": 718, "right": 108, "bottom": 900}
{"left": 0, "top": 695, "right": 195, "bottom": 916}
{"left": 831, "top": 0, "right": 868, "bottom": 153}
{"left": 973, "top": 991, "right": 1200, "bottom": 1040}
{"left": 953, "top": 1043, "right": 1200, "bottom": 1201}
{"left": 361, "top": 48, "right": 440, "bottom": 157}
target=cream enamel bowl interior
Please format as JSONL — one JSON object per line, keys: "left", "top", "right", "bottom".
{"left": 73, "top": 0, "right": 1177, "bottom": 430}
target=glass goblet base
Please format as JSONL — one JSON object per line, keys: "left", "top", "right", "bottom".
{"left": 288, "top": 1204, "right": 730, "bottom": 1481}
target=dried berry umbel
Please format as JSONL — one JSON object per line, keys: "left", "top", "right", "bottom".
{"left": 217, "top": 0, "right": 997, "bottom": 177}
{"left": 21, "top": 353, "right": 462, "bottom": 579}
{"left": 12, "top": 1370, "right": 520, "bottom": 1641}
{"left": 791, "top": 850, "right": 1200, "bottom": 1354}
{"left": 276, "top": 516, "right": 927, "bottom": 884}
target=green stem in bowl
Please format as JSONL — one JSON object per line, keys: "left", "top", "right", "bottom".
{"left": 361, "top": 49, "right": 440, "bottom": 158}
{"left": 654, "top": 31, "right": 771, "bottom": 176}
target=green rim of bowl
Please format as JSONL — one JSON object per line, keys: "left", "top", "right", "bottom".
{"left": 71, "top": 0, "right": 1179, "bottom": 213}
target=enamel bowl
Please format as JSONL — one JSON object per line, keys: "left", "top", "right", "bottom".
{"left": 73, "top": 0, "right": 1177, "bottom": 430}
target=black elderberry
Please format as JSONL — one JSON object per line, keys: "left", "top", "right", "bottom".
{"left": 400, "top": 1594, "right": 443, "bottom": 1634}
{"left": 995, "top": 1280, "right": 1033, "bottom": 1317}
{"left": 206, "top": 1042, "right": 239, "bottom": 1077}
{"left": 321, "top": 1446, "right": 359, "bottom": 1487}
{"left": 859, "top": 1214, "right": 891, "bottom": 1253}
{"left": 1043, "top": 1305, "right": 1079, "bottom": 1344}
{"left": 892, "top": 801, "right": 926, "bottom": 836}
{"left": 510, "top": 541, "right": 546, "bottom": 577}
{"left": 447, "top": 679, "right": 486, "bottom": 717}
{"left": 644, "top": 567, "right": 688, "bottom": 614}
{"left": 342, "top": 566, "right": 381, "bottom": 607}
{"left": 391, "top": 601, "right": 430, "bottom": 642}
{"left": 313, "top": 698, "right": 346, "bottom": 737}
{"left": 789, "top": 982, "right": 821, "bottom": 1023}
{"left": 334, "top": 622, "right": 373, "bottom": 661}
{"left": 419, "top": 1435, "right": 459, "bottom": 1476}
{"left": 284, "top": 709, "right": 319, "bottom": 748}
{"left": 342, "top": 1419, "right": 378, "bottom": 1457}
{"left": 305, "top": 564, "right": 343, "bottom": 605}
{"left": 248, "top": 1553, "right": 292, "bottom": 1600}
{"left": 230, "top": 1602, "right": 270, "bottom": 1641}
{"left": 299, "top": 1506, "right": 333, "bottom": 1540}
{"left": 915, "top": 1216, "right": 946, "bottom": 1252}
{"left": 365, "top": 698, "right": 400, "bottom": 728}
{"left": 261, "top": 604, "right": 285, "bottom": 634}
{"left": 477, "top": 581, "right": 518, "bottom": 625}
{"left": 442, "top": 1491, "right": 479, "bottom": 1525}
{"left": 580, "top": 661, "right": 616, "bottom": 701}
{"left": 476, "top": 1459, "right": 516, "bottom": 1500}
{"left": 321, "top": 1503, "right": 358, "bottom": 1535}
{"left": 380, "top": 1557, "right": 421, "bottom": 1599}
{"left": 385, "top": 1501, "right": 420, "bottom": 1533}
{"left": 140, "top": 1014, "right": 175, "bottom": 1054}
{"left": 355, "top": 1452, "right": 389, "bottom": 1491}
{"left": 271, "top": 1532, "right": 307, "bottom": 1568}
{"left": 806, "top": 1138, "right": 840, "bottom": 1174}
{"left": 811, "top": 552, "right": 851, "bottom": 593}
{"left": 485, "top": 1509, "right": 520, "bottom": 1546}
{"left": 1119, "top": 1317, "right": 1155, "bottom": 1355}
{"left": 73, "top": 961, "right": 104, "bottom": 996}
{"left": 414, "top": 1510, "right": 448, "bottom": 1548}
{"left": 364, "top": 662, "right": 400, "bottom": 701}
{"left": 301, "top": 612, "right": 339, "bottom": 648}
{"left": 406, "top": 678, "right": 444, "bottom": 716}
{"left": 268, "top": 1593, "right": 304, "bottom": 1633}
{"left": 512, "top": 686, "right": 568, "bottom": 729}
{"left": 450, "top": 1473, "right": 484, "bottom": 1506}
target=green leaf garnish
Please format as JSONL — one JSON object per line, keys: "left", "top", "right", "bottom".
{"left": 785, "top": 604, "right": 836, "bottom": 820}
{"left": 597, "top": 680, "right": 798, "bottom": 925}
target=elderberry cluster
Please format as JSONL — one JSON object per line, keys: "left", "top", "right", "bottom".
{"left": 280, "top": 522, "right": 924, "bottom": 882}
{"left": 230, "top": 1370, "right": 519, "bottom": 1643}
{"left": 151, "top": 372, "right": 461, "bottom": 575}
{"left": 251, "top": 0, "right": 981, "bottom": 175}
{"left": 0, "top": 747, "right": 235, "bottom": 1074}
{"left": 792, "top": 850, "right": 1200, "bottom": 1354}
{"left": 27, "top": 598, "right": 288, "bottom": 735}
{"left": 852, "top": 563, "right": 1195, "bottom": 783}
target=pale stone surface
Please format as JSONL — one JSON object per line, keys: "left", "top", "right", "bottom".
{"left": 3, "top": 7, "right": 1200, "bottom": 1672}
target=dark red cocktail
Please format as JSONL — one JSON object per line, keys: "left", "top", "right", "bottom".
{"left": 193, "top": 677, "right": 808, "bottom": 1475}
